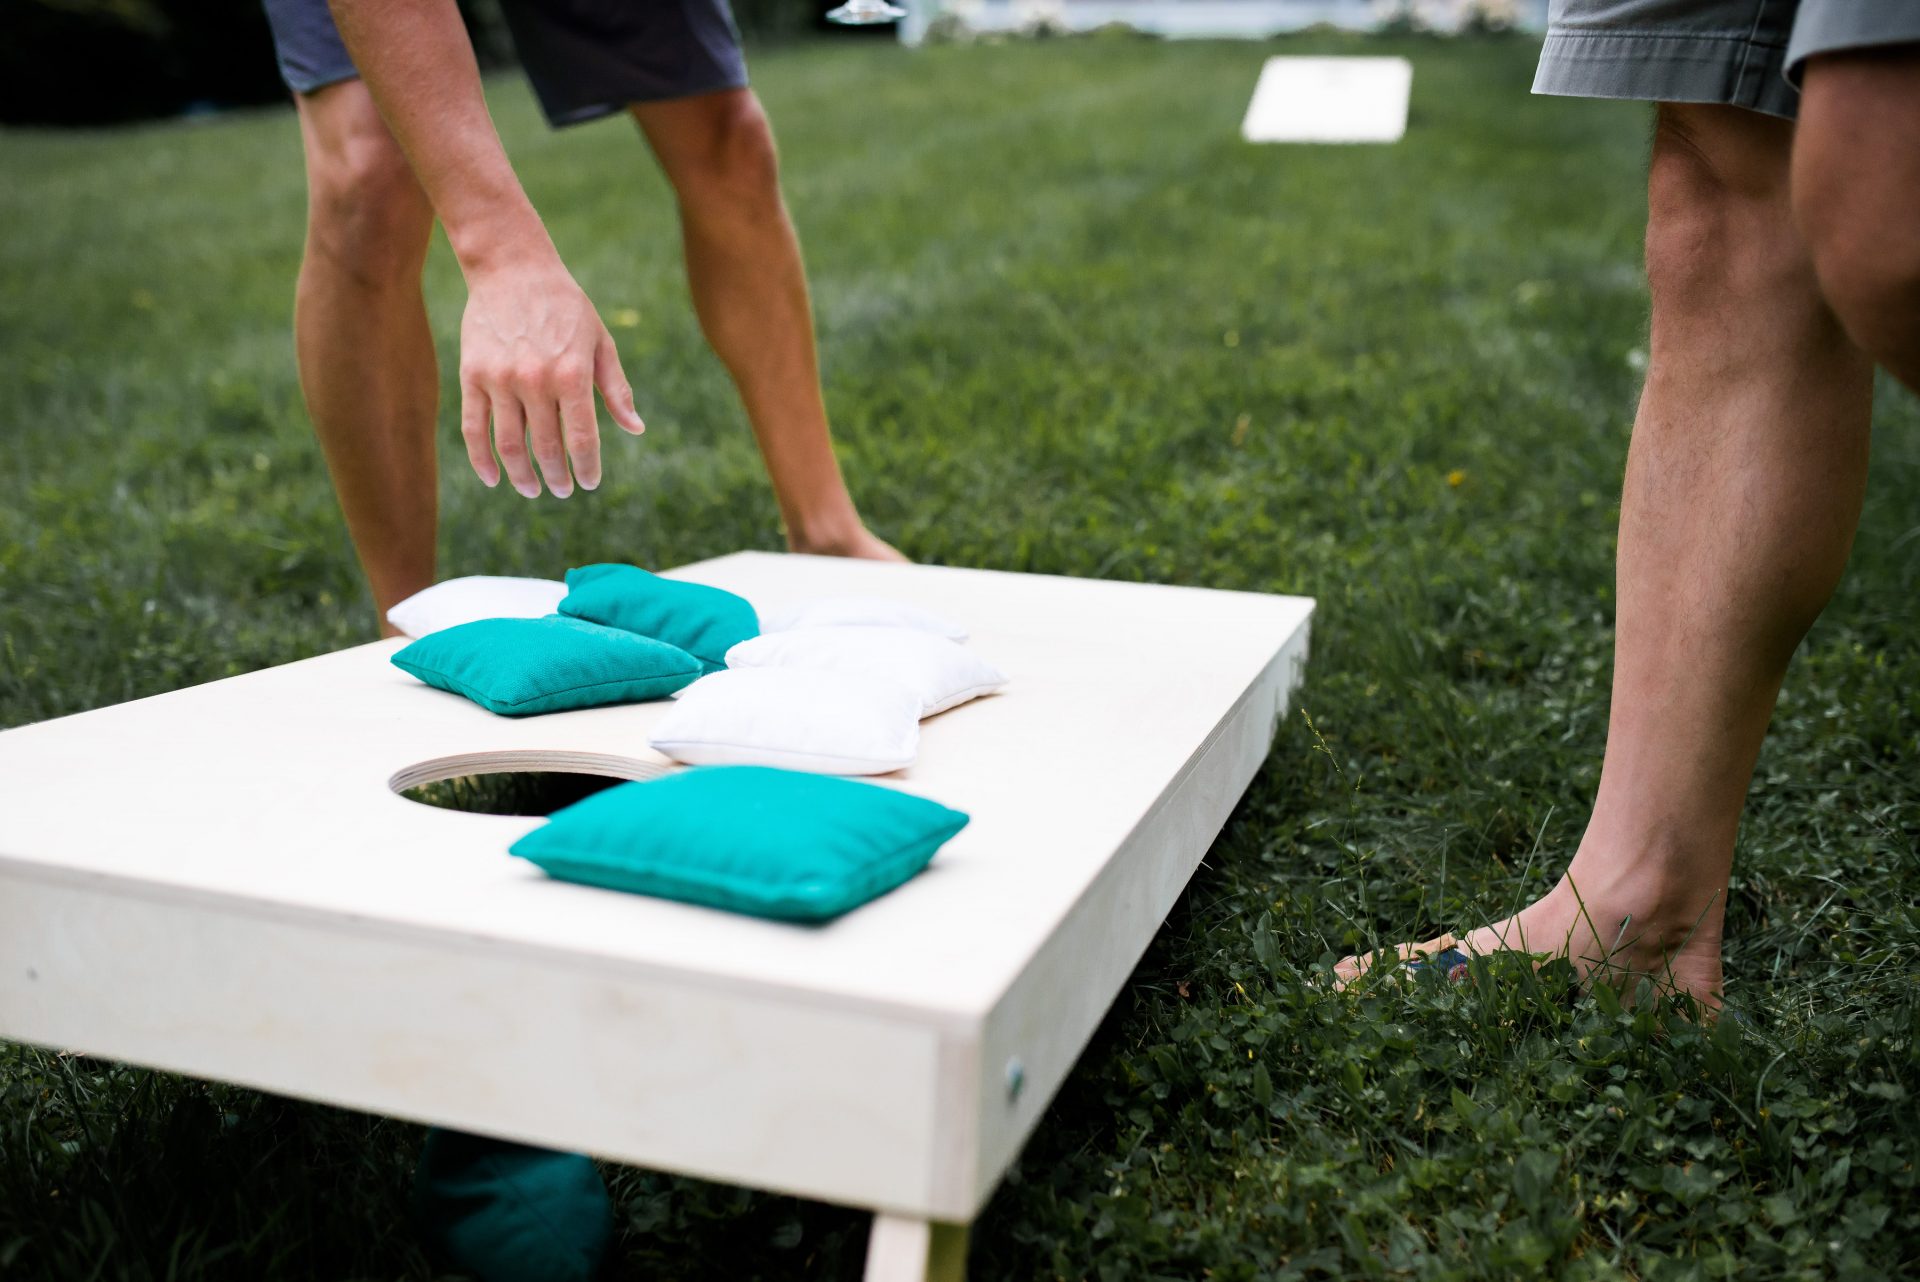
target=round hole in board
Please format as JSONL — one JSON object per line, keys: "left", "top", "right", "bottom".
{"left": 388, "top": 753, "right": 672, "bottom": 817}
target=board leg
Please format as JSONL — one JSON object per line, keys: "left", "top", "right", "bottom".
{"left": 863, "top": 1212, "right": 969, "bottom": 1282}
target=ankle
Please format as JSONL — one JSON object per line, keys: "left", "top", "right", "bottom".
{"left": 786, "top": 508, "right": 867, "bottom": 556}
{"left": 1568, "top": 817, "right": 1728, "bottom": 894}
{"left": 1551, "top": 847, "right": 1728, "bottom": 954}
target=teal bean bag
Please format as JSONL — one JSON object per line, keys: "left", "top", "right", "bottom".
{"left": 414, "top": 1129, "right": 611, "bottom": 1282}
{"left": 391, "top": 615, "right": 702, "bottom": 716}
{"left": 557, "top": 564, "right": 759, "bottom": 673}
{"left": 510, "top": 766, "right": 970, "bottom": 922}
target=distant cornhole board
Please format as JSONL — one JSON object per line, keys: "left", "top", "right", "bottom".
{"left": 0, "top": 553, "right": 1313, "bottom": 1282}
{"left": 1241, "top": 56, "right": 1414, "bottom": 144}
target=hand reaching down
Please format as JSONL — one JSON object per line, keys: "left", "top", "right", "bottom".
{"left": 458, "top": 262, "right": 647, "bottom": 498}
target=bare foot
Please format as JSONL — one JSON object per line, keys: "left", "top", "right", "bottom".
{"left": 791, "top": 525, "right": 909, "bottom": 562}
{"left": 1334, "top": 857, "right": 1727, "bottom": 1011}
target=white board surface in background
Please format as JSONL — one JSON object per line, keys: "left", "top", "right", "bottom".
{"left": 1241, "top": 56, "right": 1413, "bottom": 144}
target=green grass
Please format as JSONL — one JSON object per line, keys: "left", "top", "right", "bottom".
{"left": 4, "top": 30, "right": 1918, "bottom": 1281}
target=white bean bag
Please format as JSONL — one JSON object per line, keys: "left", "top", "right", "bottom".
{"left": 725, "top": 625, "right": 1007, "bottom": 717}
{"left": 649, "top": 667, "right": 922, "bottom": 775}
{"left": 386, "top": 576, "right": 568, "bottom": 639}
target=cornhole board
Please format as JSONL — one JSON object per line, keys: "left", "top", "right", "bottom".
{"left": 0, "top": 553, "right": 1313, "bottom": 1281}
{"left": 1241, "top": 56, "right": 1413, "bottom": 144}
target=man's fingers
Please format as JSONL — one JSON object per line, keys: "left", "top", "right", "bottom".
{"left": 460, "top": 380, "right": 499, "bottom": 487}
{"left": 490, "top": 396, "right": 540, "bottom": 498}
{"left": 594, "top": 328, "right": 645, "bottom": 435}
{"left": 523, "top": 394, "right": 572, "bottom": 499}
{"left": 559, "top": 378, "right": 601, "bottom": 491}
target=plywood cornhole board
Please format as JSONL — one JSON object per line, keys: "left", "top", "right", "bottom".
{"left": 1241, "top": 56, "right": 1413, "bottom": 144}
{"left": 0, "top": 553, "right": 1313, "bottom": 1281}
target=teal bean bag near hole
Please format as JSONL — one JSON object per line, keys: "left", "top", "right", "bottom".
{"left": 557, "top": 564, "right": 759, "bottom": 673}
{"left": 391, "top": 615, "right": 702, "bottom": 716}
{"left": 510, "top": 766, "right": 971, "bottom": 922}
{"left": 414, "top": 1129, "right": 611, "bottom": 1282}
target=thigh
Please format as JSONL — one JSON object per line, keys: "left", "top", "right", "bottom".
{"left": 1655, "top": 101, "right": 1795, "bottom": 196}
{"left": 292, "top": 79, "right": 434, "bottom": 266}
{"left": 629, "top": 87, "right": 771, "bottom": 181}
{"left": 1792, "top": 46, "right": 1920, "bottom": 256}
{"left": 292, "top": 79, "right": 418, "bottom": 193}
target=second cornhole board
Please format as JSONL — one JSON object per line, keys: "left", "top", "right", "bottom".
{"left": 0, "top": 553, "right": 1313, "bottom": 1280}
{"left": 1241, "top": 55, "right": 1413, "bottom": 143}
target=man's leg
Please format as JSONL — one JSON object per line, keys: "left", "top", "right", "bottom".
{"left": 1793, "top": 46, "right": 1920, "bottom": 392}
{"left": 630, "top": 89, "right": 902, "bottom": 561}
{"left": 1339, "top": 104, "right": 1875, "bottom": 1007}
{"left": 293, "top": 79, "right": 441, "bottom": 630}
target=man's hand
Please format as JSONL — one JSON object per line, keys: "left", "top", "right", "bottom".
{"left": 458, "top": 262, "right": 646, "bottom": 498}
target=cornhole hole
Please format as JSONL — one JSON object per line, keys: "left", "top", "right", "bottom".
{"left": 1241, "top": 56, "right": 1414, "bottom": 144}
{"left": 0, "top": 553, "right": 1313, "bottom": 1281}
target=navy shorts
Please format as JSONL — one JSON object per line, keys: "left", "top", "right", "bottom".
{"left": 262, "top": 0, "right": 749, "bottom": 127}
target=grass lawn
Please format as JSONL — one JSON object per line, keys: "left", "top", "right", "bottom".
{"left": 4, "top": 30, "right": 1918, "bottom": 1281}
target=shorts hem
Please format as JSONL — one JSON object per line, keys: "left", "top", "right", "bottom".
{"left": 281, "top": 65, "right": 361, "bottom": 97}
{"left": 1784, "top": 13, "right": 1920, "bottom": 87}
{"left": 540, "top": 69, "right": 752, "bottom": 128}
{"left": 1532, "top": 30, "right": 1800, "bottom": 120}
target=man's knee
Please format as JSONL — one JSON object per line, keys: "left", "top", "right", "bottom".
{"left": 1643, "top": 104, "right": 1802, "bottom": 309}
{"left": 665, "top": 92, "right": 784, "bottom": 212}
{"left": 1799, "top": 208, "right": 1920, "bottom": 361}
{"left": 1793, "top": 52, "right": 1920, "bottom": 364}
{"left": 299, "top": 85, "right": 433, "bottom": 288}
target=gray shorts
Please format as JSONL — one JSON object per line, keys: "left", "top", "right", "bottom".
{"left": 262, "top": 0, "right": 749, "bottom": 127}
{"left": 1535, "top": 0, "right": 1920, "bottom": 119}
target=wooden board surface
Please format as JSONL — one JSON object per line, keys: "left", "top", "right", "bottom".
{"left": 0, "top": 553, "right": 1312, "bottom": 1218}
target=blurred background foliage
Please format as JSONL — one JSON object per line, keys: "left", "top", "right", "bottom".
{"left": 0, "top": 0, "right": 285, "bottom": 125}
